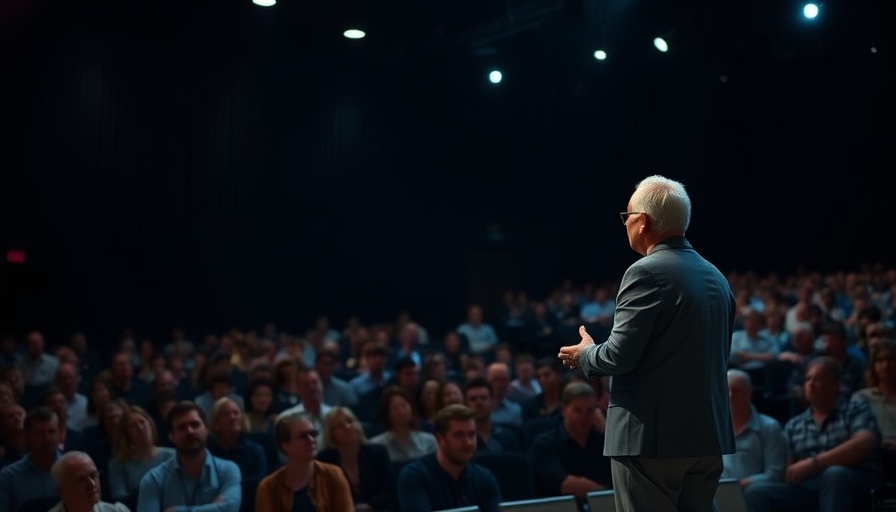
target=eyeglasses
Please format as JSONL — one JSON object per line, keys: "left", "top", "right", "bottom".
{"left": 293, "top": 430, "right": 319, "bottom": 441}
{"left": 619, "top": 211, "right": 645, "bottom": 224}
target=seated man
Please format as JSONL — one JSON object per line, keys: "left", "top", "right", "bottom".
{"left": 723, "top": 369, "right": 787, "bottom": 490}
{"left": 745, "top": 357, "right": 881, "bottom": 512}
{"left": 0, "top": 406, "right": 61, "bottom": 510}
{"left": 137, "top": 401, "right": 241, "bottom": 512}
{"left": 463, "top": 377, "right": 522, "bottom": 452}
{"left": 485, "top": 362, "right": 523, "bottom": 427}
{"left": 397, "top": 404, "right": 502, "bottom": 512}
{"left": 48, "top": 451, "right": 129, "bottom": 512}
{"left": 531, "top": 381, "right": 612, "bottom": 502}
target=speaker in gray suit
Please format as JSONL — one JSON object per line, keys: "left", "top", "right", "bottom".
{"left": 559, "top": 175, "right": 736, "bottom": 512}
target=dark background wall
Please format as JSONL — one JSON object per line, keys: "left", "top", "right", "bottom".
{"left": 1, "top": 0, "right": 894, "bottom": 345}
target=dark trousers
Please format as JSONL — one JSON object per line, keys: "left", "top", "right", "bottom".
{"left": 611, "top": 454, "right": 723, "bottom": 512}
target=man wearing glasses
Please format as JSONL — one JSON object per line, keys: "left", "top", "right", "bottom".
{"left": 559, "top": 175, "right": 736, "bottom": 512}
{"left": 255, "top": 412, "right": 353, "bottom": 512}
{"left": 137, "top": 401, "right": 242, "bottom": 512}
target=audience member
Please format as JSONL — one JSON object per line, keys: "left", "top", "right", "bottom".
{"left": 369, "top": 386, "right": 437, "bottom": 462}
{"left": 244, "top": 378, "right": 278, "bottom": 434}
{"left": 350, "top": 342, "right": 392, "bottom": 398}
{"left": 256, "top": 412, "right": 353, "bottom": 512}
{"left": 530, "top": 381, "right": 611, "bottom": 503}
{"left": 17, "top": 330, "right": 60, "bottom": 387}
{"left": 485, "top": 362, "right": 523, "bottom": 426}
{"left": 730, "top": 307, "right": 779, "bottom": 370}
{"left": 463, "top": 377, "right": 522, "bottom": 452}
{"left": 280, "top": 367, "right": 332, "bottom": 447}
{"left": 108, "top": 405, "right": 175, "bottom": 501}
{"left": 722, "top": 369, "right": 787, "bottom": 492}
{"left": 507, "top": 352, "right": 541, "bottom": 404}
{"left": 0, "top": 403, "right": 26, "bottom": 467}
{"left": 109, "top": 353, "right": 153, "bottom": 406}
{"left": 440, "top": 332, "right": 469, "bottom": 382}
{"left": 745, "top": 357, "right": 881, "bottom": 512}
{"left": 388, "top": 356, "right": 420, "bottom": 397}
{"left": 56, "top": 362, "right": 88, "bottom": 431}
{"left": 852, "top": 338, "right": 896, "bottom": 481}
{"left": 0, "top": 407, "right": 60, "bottom": 510}
{"left": 207, "top": 396, "right": 268, "bottom": 482}
{"left": 521, "top": 357, "right": 565, "bottom": 421}
{"left": 315, "top": 349, "right": 358, "bottom": 408}
{"left": 273, "top": 355, "right": 301, "bottom": 412}
{"left": 434, "top": 380, "right": 464, "bottom": 413}
{"left": 137, "top": 401, "right": 241, "bottom": 512}
{"left": 194, "top": 369, "right": 245, "bottom": 419}
{"left": 316, "top": 406, "right": 397, "bottom": 512}
{"left": 49, "top": 451, "right": 130, "bottom": 512}
{"left": 416, "top": 378, "right": 441, "bottom": 432}
{"left": 397, "top": 404, "right": 502, "bottom": 512}
{"left": 456, "top": 305, "right": 500, "bottom": 356}
{"left": 43, "top": 386, "right": 85, "bottom": 452}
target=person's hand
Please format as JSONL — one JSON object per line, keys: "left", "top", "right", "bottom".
{"left": 593, "top": 407, "right": 607, "bottom": 433}
{"left": 785, "top": 458, "right": 817, "bottom": 484}
{"left": 558, "top": 325, "right": 596, "bottom": 369}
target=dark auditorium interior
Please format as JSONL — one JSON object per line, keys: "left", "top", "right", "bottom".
{"left": 1, "top": 0, "right": 896, "bottom": 511}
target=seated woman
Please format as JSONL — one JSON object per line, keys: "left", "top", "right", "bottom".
{"left": 245, "top": 378, "right": 278, "bottom": 434}
{"left": 108, "top": 405, "right": 175, "bottom": 501}
{"left": 256, "top": 412, "right": 353, "bottom": 512}
{"left": 434, "top": 380, "right": 464, "bottom": 413}
{"left": 415, "top": 378, "right": 441, "bottom": 433}
{"left": 207, "top": 396, "right": 268, "bottom": 482}
{"left": 78, "top": 372, "right": 115, "bottom": 430}
{"left": 368, "top": 386, "right": 437, "bottom": 462}
{"left": 317, "top": 406, "right": 397, "bottom": 512}
{"left": 852, "top": 338, "right": 896, "bottom": 481}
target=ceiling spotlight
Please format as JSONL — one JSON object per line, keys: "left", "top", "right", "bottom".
{"left": 653, "top": 37, "right": 669, "bottom": 53}
{"left": 344, "top": 29, "right": 366, "bottom": 40}
{"left": 252, "top": 0, "right": 276, "bottom": 6}
{"left": 803, "top": 3, "right": 820, "bottom": 19}
{"left": 488, "top": 70, "right": 503, "bottom": 84}
{"left": 593, "top": 50, "right": 607, "bottom": 61}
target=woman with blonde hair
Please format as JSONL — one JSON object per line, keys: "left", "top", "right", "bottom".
{"left": 207, "top": 396, "right": 268, "bottom": 481}
{"left": 316, "top": 406, "right": 396, "bottom": 512}
{"left": 108, "top": 405, "right": 175, "bottom": 501}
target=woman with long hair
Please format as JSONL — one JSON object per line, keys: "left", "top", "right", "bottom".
{"left": 108, "top": 405, "right": 175, "bottom": 501}
{"left": 245, "top": 378, "right": 278, "bottom": 434}
{"left": 207, "top": 396, "right": 268, "bottom": 481}
{"left": 368, "top": 386, "right": 437, "bottom": 462}
{"left": 316, "top": 407, "right": 396, "bottom": 512}
{"left": 80, "top": 372, "right": 115, "bottom": 430}
{"left": 852, "top": 338, "right": 896, "bottom": 480}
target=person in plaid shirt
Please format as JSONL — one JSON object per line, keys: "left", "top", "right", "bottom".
{"left": 744, "top": 356, "right": 881, "bottom": 512}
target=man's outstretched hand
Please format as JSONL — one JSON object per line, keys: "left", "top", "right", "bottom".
{"left": 558, "top": 325, "right": 595, "bottom": 369}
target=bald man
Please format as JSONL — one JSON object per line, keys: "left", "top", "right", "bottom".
{"left": 48, "top": 451, "right": 130, "bottom": 512}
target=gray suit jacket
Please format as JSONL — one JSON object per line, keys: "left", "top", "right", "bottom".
{"left": 580, "top": 236, "right": 736, "bottom": 458}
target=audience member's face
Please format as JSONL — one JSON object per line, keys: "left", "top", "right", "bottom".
{"left": 562, "top": 395, "right": 598, "bottom": 439}
{"left": 283, "top": 418, "right": 318, "bottom": 462}
{"left": 396, "top": 365, "right": 419, "bottom": 390}
{"left": 169, "top": 409, "right": 208, "bottom": 456}
{"left": 388, "top": 395, "right": 413, "bottom": 430}
{"left": 315, "top": 355, "right": 337, "bottom": 379}
{"left": 421, "top": 380, "right": 440, "bottom": 416}
{"left": 1, "top": 404, "right": 25, "bottom": 433}
{"left": 57, "top": 455, "right": 101, "bottom": 508}
{"left": 821, "top": 333, "right": 846, "bottom": 356}
{"left": 26, "top": 417, "right": 60, "bottom": 456}
{"left": 464, "top": 386, "right": 493, "bottom": 421}
{"left": 154, "top": 371, "right": 176, "bottom": 398}
{"left": 331, "top": 414, "right": 359, "bottom": 447}
{"left": 45, "top": 392, "right": 68, "bottom": 420}
{"left": 112, "top": 354, "right": 133, "bottom": 382}
{"left": 250, "top": 385, "right": 273, "bottom": 414}
{"left": 216, "top": 401, "right": 243, "bottom": 437}
{"left": 26, "top": 332, "right": 44, "bottom": 359}
{"left": 727, "top": 376, "right": 752, "bottom": 413}
{"left": 441, "top": 383, "right": 463, "bottom": 408}
{"left": 437, "top": 418, "right": 477, "bottom": 466}
{"left": 297, "top": 371, "right": 322, "bottom": 403}
{"left": 102, "top": 403, "right": 124, "bottom": 433}
{"left": 468, "top": 306, "right": 483, "bottom": 325}
{"left": 126, "top": 411, "right": 153, "bottom": 447}
{"left": 536, "top": 366, "right": 560, "bottom": 392}
{"left": 443, "top": 334, "right": 460, "bottom": 353}
{"left": 398, "top": 326, "right": 418, "bottom": 348}
{"left": 487, "top": 365, "right": 510, "bottom": 399}
{"left": 209, "top": 382, "right": 232, "bottom": 400}
{"left": 874, "top": 349, "right": 896, "bottom": 386}
{"left": 56, "top": 365, "right": 80, "bottom": 398}
{"left": 803, "top": 363, "right": 839, "bottom": 405}
{"left": 515, "top": 362, "right": 534, "bottom": 382}
{"left": 365, "top": 352, "right": 386, "bottom": 373}
{"left": 90, "top": 383, "right": 110, "bottom": 410}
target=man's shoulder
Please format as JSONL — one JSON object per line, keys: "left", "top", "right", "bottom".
{"left": 143, "top": 456, "right": 177, "bottom": 480}
{"left": 397, "top": 453, "right": 435, "bottom": 480}
{"left": 0, "top": 456, "right": 28, "bottom": 477}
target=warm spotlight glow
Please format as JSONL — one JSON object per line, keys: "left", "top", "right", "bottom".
{"left": 593, "top": 50, "right": 607, "bottom": 61}
{"left": 653, "top": 37, "right": 669, "bottom": 53}
{"left": 488, "top": 70, "right": 503, "bottom": 84}
{"left": 252, "top": 0, "right": 276, "bottom": 6}
{"left": 343, "top": 29, "right": 366, "bottom": 40}
{"left": 803, "top": 3, "right": 819, "bottom": 19}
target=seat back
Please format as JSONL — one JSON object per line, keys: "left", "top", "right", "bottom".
{"left": 587, "top": 489, "right": 617, "bottom": 512}
{"left": 714, "top": 478, "right": 749, "bottom": 512}
{"left": 499, "top": 495, "right": 578, "bottom": 512}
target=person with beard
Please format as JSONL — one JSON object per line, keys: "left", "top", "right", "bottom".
{"left": 136, "top": 401, "right": 241, "bottom": 512}
{"left": 396, "top": 404, "right": 502, "bottom": 512}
